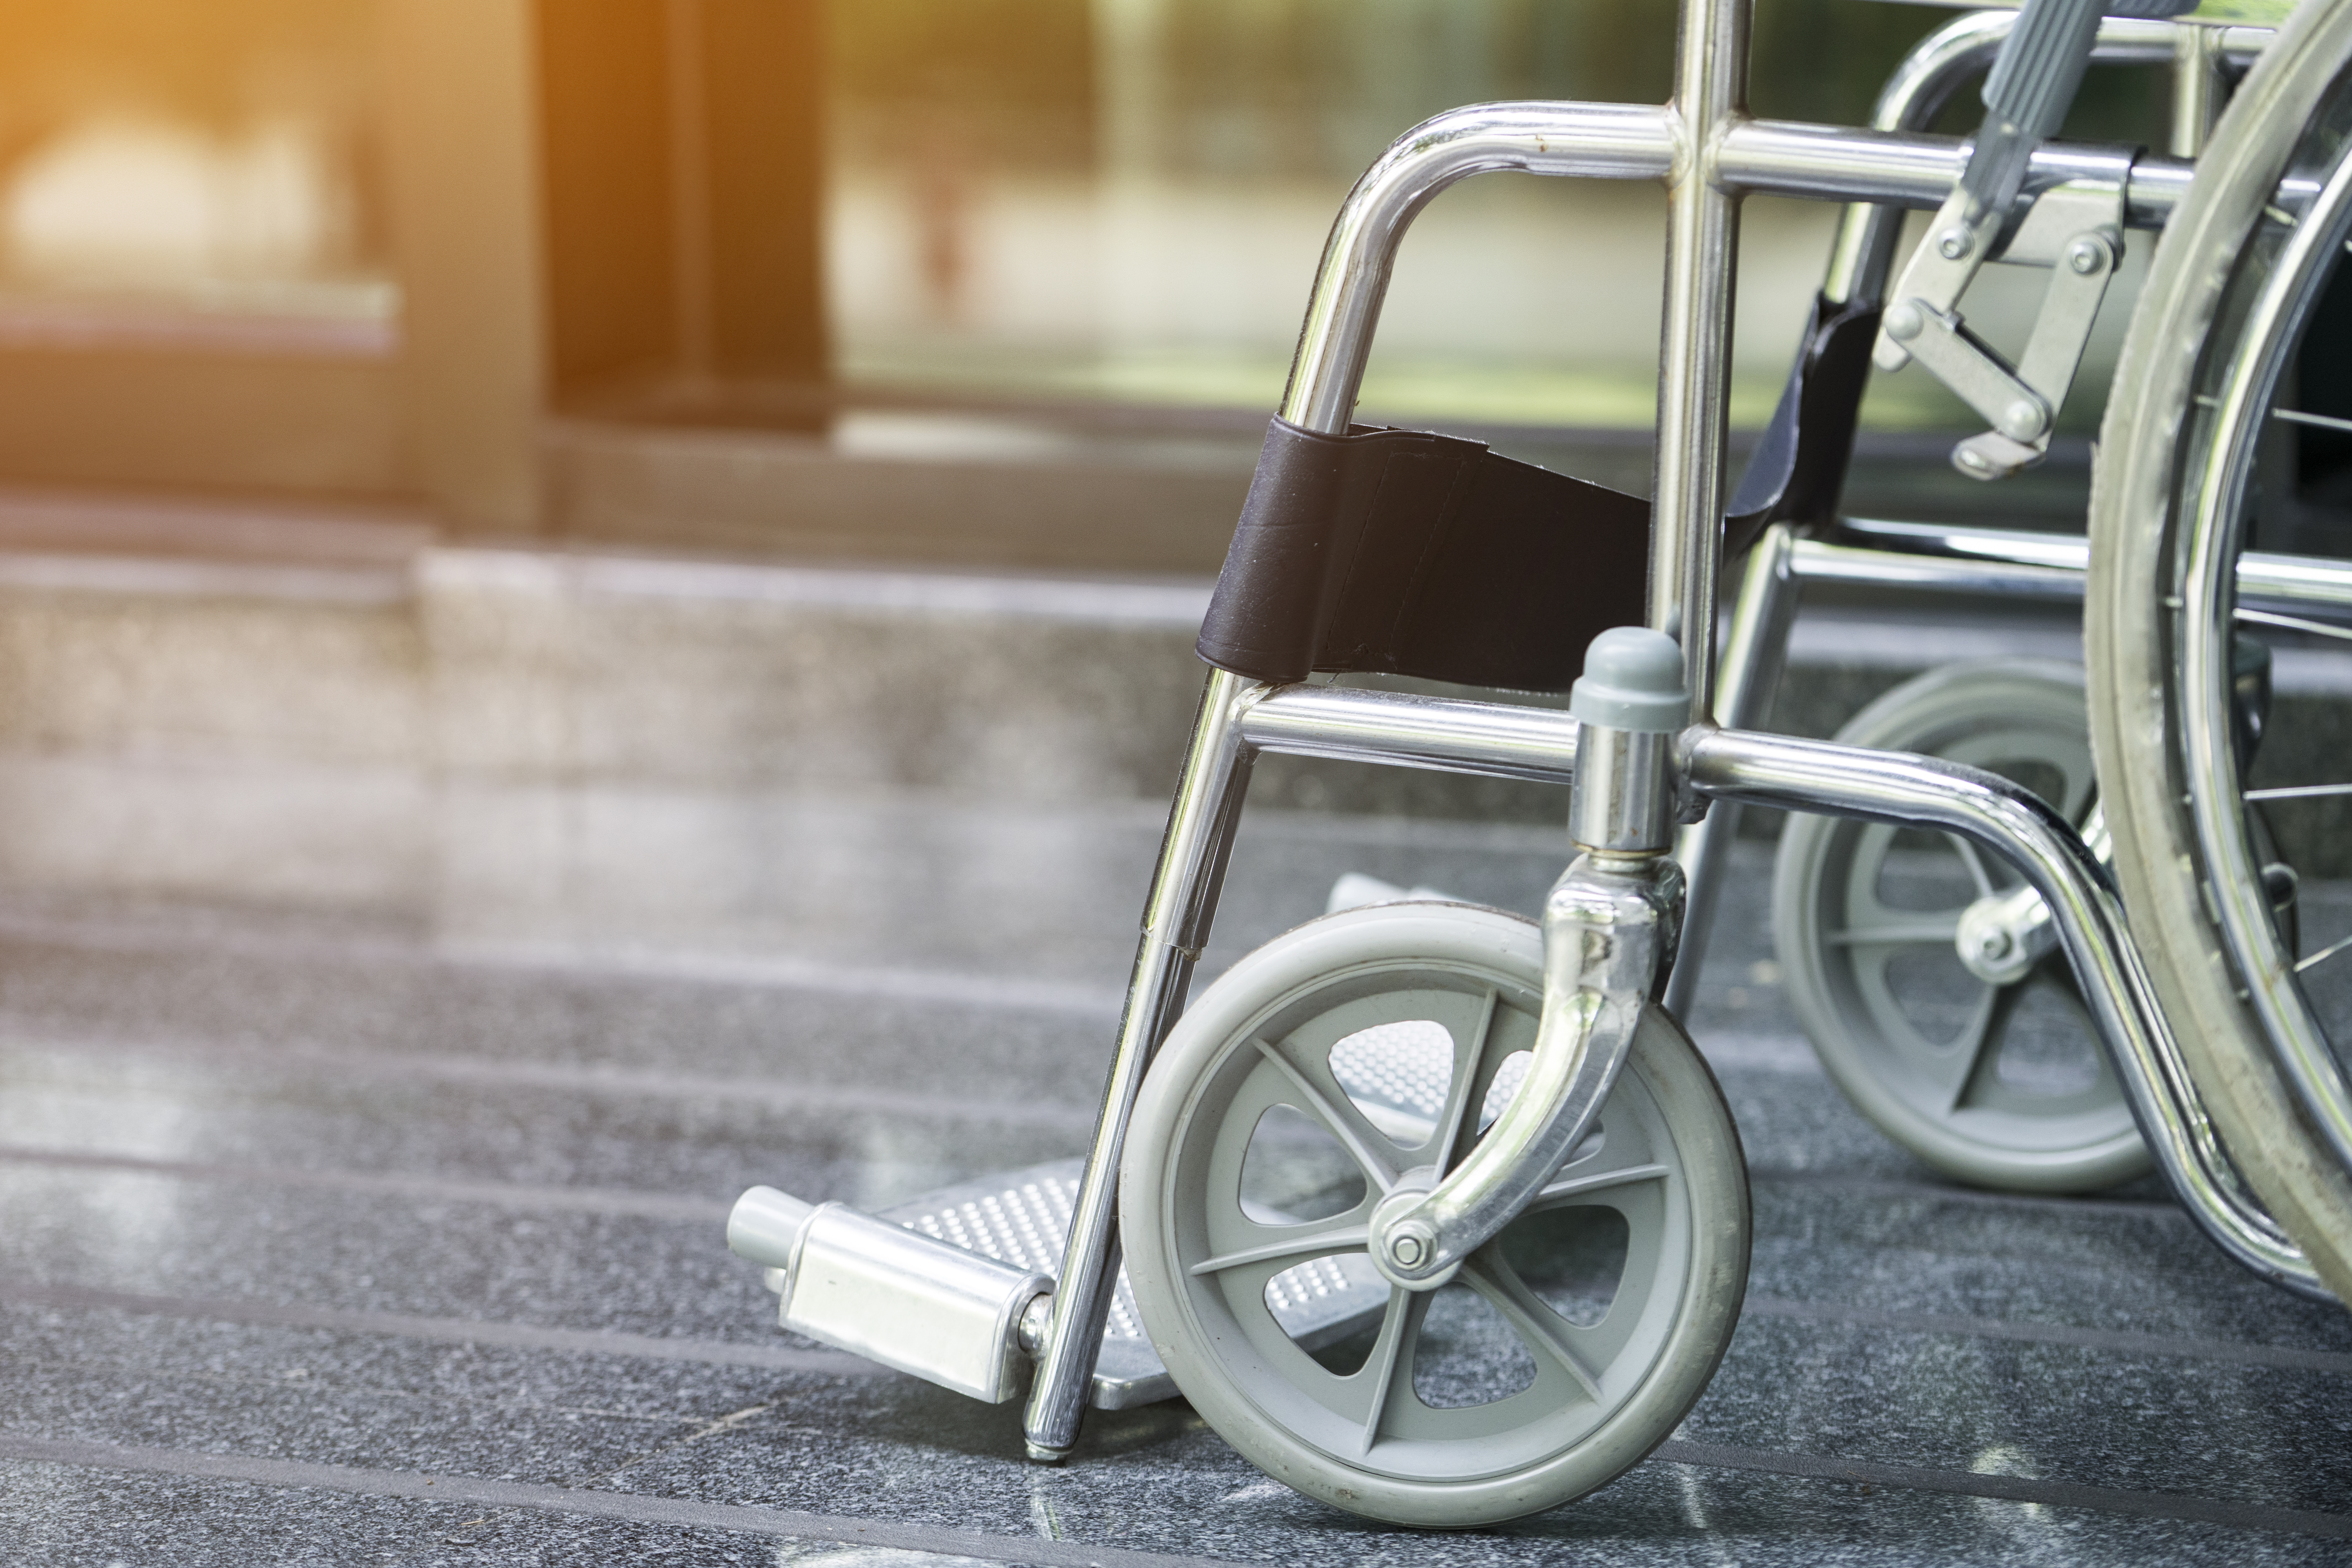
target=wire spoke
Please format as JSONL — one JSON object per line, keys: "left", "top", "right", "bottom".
{"left": 2235, "top": 605, "right": 2352, "bottom": 642}
{"left": 1460, "top": 1253, "right": 1604, "bottom": 1402}
{"left": 1188, "top": 1220, "right": 1371, "bottom": 1278}
{"left": 2247, "top": 781, "right": 2352, "bottom": 802}
{"left": 1252, "top": 1038, "right": 1402, "bottom": 1195}
{"left": 1824, "top": 917, "right": 1962, "bottom": 947}
{"left": 2270, "top": 405, "right": 2352, "bottom": 435}
{"left": 2294, "top": 928, "right": 2352, "bottom": 976}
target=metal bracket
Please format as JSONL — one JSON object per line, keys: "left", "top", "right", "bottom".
{"left": 1873, "top": 187, "right": 2000, "bottom": 374}
{"left": 1891, "top": 304, "right": 2053, "bottom": 444}
{"left": 1877, "top": 180, "right": 2125, "bottom": 481}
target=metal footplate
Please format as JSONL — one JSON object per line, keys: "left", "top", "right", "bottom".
{"left": 725, "top": 1030, "right": 1490, "bottom": 1410}
{"left": 895, "top": 1159, "right": 1389, "bottom": 1407}
{"left": 730, "top": 1162, "right": 1391, "bottom": 1410}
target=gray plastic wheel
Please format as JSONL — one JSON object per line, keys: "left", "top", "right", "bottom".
{"left": 1773, "top": 661, "right": 2149, "bottom": 1192}
{"left": 1119, "top": 902, "right": 1749, "bottom": 1528}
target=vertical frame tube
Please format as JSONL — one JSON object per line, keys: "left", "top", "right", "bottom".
{"left": 1666, "top": 522, "right": 1800, "bottom": 1016}
{"left": 2170, "top": 23, "right": 2226, "bottom": 157}
{"left": 1022, "top": 669, "right": 1259, "bottom": 1459}
{"left": 1652, "top": 0, "right": 1751, "bottom": 720}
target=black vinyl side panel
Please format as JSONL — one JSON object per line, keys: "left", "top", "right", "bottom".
{"left": 1725, "top": 294, "right": 1880, "bottom": 555}
{"left": 1195, "top": 421, "right": 1649, "bottom": 692}
{"left": 1196, "top": 296, "right": 1877, "bottom": 693}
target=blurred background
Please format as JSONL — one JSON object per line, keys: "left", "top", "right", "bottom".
{"left": 0, "top": 0, "right": 2210, "bottom": 945}
{"left": 0, "top": 0, "right": 2179, "bottom": 572}
{"left": 0, "top": 0, "right": 2241, "bottom": 935}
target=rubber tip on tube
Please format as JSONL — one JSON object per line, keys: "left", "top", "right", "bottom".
{"left": 727, "top": 1186, "right": 820, "bottom": 1271}
{"left": 1569, "top": 626, "right": 1690, "bottom": 733}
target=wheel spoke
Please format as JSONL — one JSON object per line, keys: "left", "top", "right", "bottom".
{"left": 1825, "top": 917, "right": 1962, "bottom": 947}
{"left": 1188, "top": 1220, "right": 1370, "bottom": 1278}
{"left": 1940, "top": 979, "right": 2028, "bottom": 1114}
{"left": 2269, "top": 405, "right": 2352, "bottom": 436}
{"left": 2294, "top": 928, "right": 2352, "bottom": 976}
{"left": 1427, "top": 987, "right": 1500, "bottom": 1174}
{"left": 1950, "top": 838, "right": 2000, "bottom": 899}
{"left": 2246, "top": 780, "right": 2352, "bottom": 802}
{"left": 1831, "top": 908, "right": 2008, "bottom": 1097}
{"left": 2234, "top": 606, "right": 2352, "bottom": 643}
{"left": 1523, "top": 1161, "right": 1671, "bottom": 1212}
{"left": 1352, "top": 1287, "right": 1430, "bottom": 1457}
{"left": 1252, "top": 1037, "right": 1402, "bottom": 1194}
{"left": 1460, "top": 1253, "right": 1603, "bottom": 1402}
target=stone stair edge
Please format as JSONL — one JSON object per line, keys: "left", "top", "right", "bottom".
{"left": 0, "top": 532, "right": 2102, "bottom": 672}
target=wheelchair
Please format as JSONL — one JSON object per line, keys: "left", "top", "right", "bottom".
{"left": 724, "top": 0, "right": 2352, "bottom": 1528}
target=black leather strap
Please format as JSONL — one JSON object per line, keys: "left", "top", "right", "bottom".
{"left": 1196, "top": 295, "right": 1878, "bottom": 692}
{"left": 1196, "top": 422, "right": 1650, "bottom": 691}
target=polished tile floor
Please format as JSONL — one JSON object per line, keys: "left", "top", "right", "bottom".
{"left": 2, "top": 784, "right": 2348, "bottom": 1566}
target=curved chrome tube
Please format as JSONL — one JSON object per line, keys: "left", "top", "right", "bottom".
{"left": 1270, "top": 94, "right": 2199, "bottom": 445}
{"left": 1279, "top": 102, "right": 1677, "bottom": 436}
{"left": 1685, "top": 724, "right": 2331, "bottom": 1302}
{"left": 1370, "top": 854, "right": 1680, "bottom": 1290}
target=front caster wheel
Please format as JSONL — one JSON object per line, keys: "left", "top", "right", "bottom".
{"left": 1119, "top": 902, "right": 1749, "bottom": 1528}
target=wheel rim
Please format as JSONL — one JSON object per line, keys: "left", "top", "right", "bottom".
{"left": 2172, "top": 68, "right": 2352, "bottom": 1176}
{"left": 1777, "top": 665, "right": 2143, "bottom": 1186}
{"left": 1144, "top": 925, "right": 1716, "bottom": 1489}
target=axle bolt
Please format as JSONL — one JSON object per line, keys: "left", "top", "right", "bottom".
{"left": 1936, "top": 227, "right": 1973, "bottom": 261}
{"left": 1387, "top": 1226, "right": 1433, "bottom": 1271}
{"left": 2067, "top": 239, "right": 2105, "bottom": 275}
{"left": 1976, "top": 928, "right": 2014, "bottom": 962}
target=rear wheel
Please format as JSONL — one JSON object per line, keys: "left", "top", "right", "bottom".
{"left": 2087, "top": 0, "right": 2352, "bottom": 1298}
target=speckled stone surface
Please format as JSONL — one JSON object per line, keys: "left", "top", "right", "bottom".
{"left": 1, "top": 788, "right": 2348, "bottom": 1566}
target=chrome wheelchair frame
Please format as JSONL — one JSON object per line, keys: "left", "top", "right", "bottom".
{"left": 1018, "top": 0, "right": 2334, "bottom": 1463}
{"left": 727, "top": 0, "right": 2351, "bottom": 1501}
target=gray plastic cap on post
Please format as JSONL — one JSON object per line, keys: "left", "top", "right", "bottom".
{"left": 1568, "top": 627, "right": 1690, "bottom": 733}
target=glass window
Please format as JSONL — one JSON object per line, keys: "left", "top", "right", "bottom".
{"left": 0, "top": 0, "right": 392, "bottom": 356}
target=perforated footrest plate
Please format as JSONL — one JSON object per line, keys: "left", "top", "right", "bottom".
{"left": 879, "top": 1154, "right": 1393, "bottom": 1409}
{"left": 871, "top": 1013, "right": 1499, "bottom": 1407}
